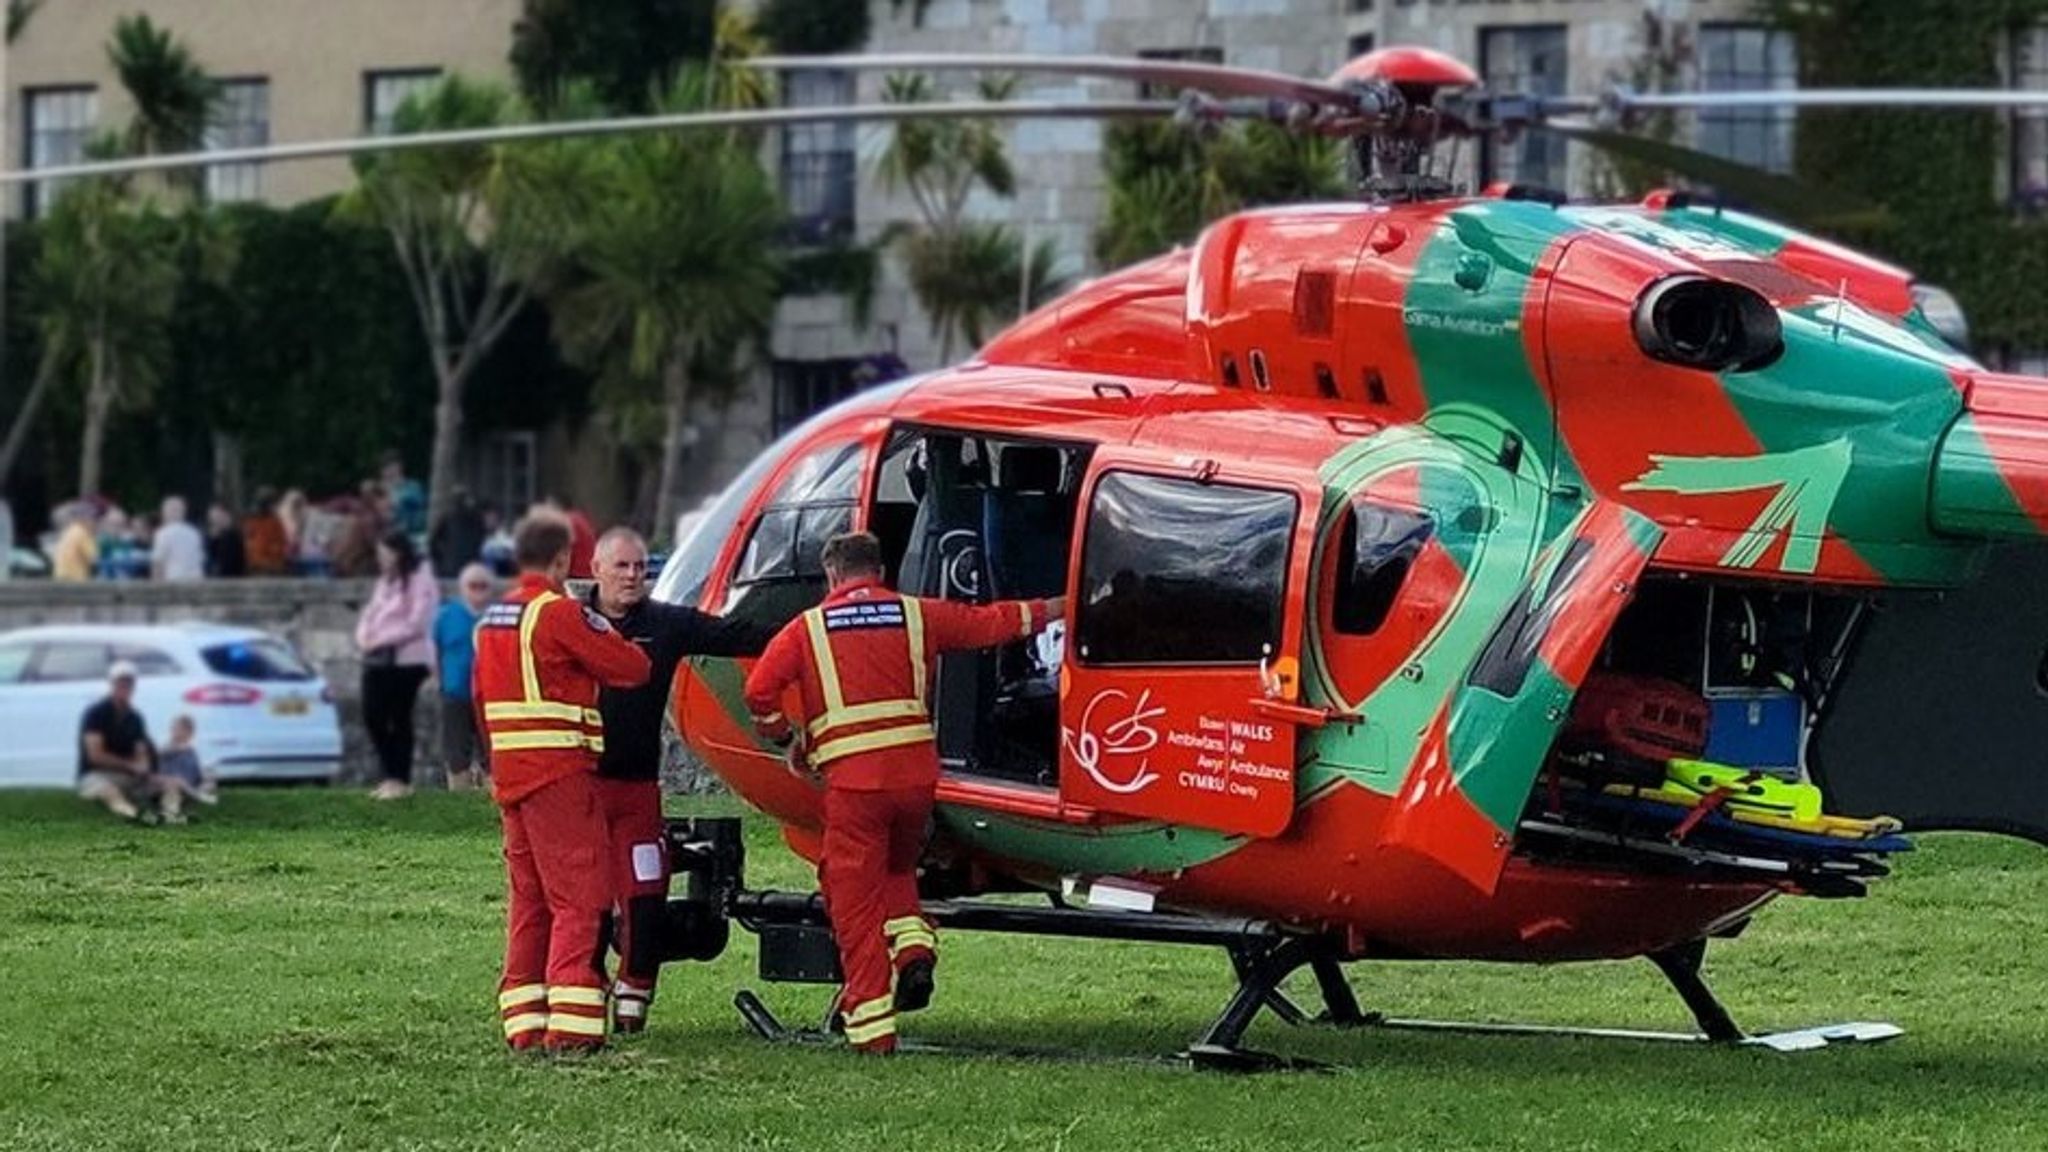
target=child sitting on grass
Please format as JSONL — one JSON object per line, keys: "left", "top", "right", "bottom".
{"left": 157, "top": 715, "right": 219, "bottom": 807}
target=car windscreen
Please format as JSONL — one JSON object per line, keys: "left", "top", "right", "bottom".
{"left": 201, "top": 638, "right": 316, "bottom": 682}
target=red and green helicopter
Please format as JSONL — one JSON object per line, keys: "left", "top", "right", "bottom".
{"left": 649, "top": 47, "right": 2048, "bottom": 1064}
{"left": 17, "top": 43, "right": 2048, "bottom": 1065}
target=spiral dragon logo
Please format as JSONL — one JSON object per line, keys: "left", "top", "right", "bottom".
{"left": 1063, "top": 688, "right": 1165, "bottom": 795}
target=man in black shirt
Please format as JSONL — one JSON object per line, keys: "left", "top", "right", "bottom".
{"left": 78, "top": 661, "right": 183, "bottom": 824}
{"left": 587, "top": 527, "right": 771, "bottom": 1031}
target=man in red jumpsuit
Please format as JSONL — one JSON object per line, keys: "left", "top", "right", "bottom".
{"left": 744, "top": 531, "right": 1062, "bottom": 1054}
{"left": 475, "top": 513, "right": 650, "bottom": 1052}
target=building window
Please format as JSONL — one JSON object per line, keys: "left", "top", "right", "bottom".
{"left": 2011, "top": 25, "right": 2048, "bottom": 212}
{"left": 206, "top": 78, "right": 270, "bottom": 203}
{"left": 1074, "top": 472, "right": 1295, "bottom": 667}
{"left": 22, "top": 86, "right": 98, "bottom": 218}
{"left": 1696, "top": 25, "right": 1797, "bottom": 175}
{"left": 364, "top": 69, "right": 443, "bottom": 135}
{"left": 1347, "top": 0, "right": 1373, "bottom": 11}
{"left": 1347, "top": 32, "right": 1376, "bottom": 59}
{"left": 781, "top": 70, "right": 856, "bottom": 245}
{"left": 772, "top": 356, "right": 908, "bottom": 435}
{"left": 1478, "top": 26, "right": 1568, "bottom": 191}
{"left": 1135, "top": 47, "right": 1224, "bottom": 100}
{"left": 473, "top": 430, "right": 537, "bottom": 519}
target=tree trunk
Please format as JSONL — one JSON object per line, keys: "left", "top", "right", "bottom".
{"left": 78, "top": 337, "right": 112, "bottom": 498}
{"left": 652, "top": 354, "right": 695, "bottom": 547}
{"left": 0, "top": 344, "right": 63, "bottom": 485}
{"left": 427, "top": 355, "right": 464, "bottom": 538}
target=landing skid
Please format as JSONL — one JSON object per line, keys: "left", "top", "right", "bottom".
{"left": 662, "top": 818, "right": 1901, "bottom": 1070}
{"left": 1189, "top": 935, "right": 1899, "bottom": 1068}
{"left": 721, "top": 903, "right": 1901, "bottom": 1071}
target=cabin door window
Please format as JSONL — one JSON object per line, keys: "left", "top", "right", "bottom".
{"left": 1061, "top": 468, "right": 1311, "bottom": 836}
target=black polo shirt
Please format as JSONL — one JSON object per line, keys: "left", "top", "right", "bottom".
{"left": 587, "top": 593, "right": 773, "bottom": 780}
{"left": 79, "top": 697, "right": 151, "bottom": 778}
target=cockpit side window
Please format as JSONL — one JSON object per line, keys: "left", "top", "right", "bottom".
{"left": 1333, "top": 501, "right": 1435, "bottom": 636}
{"left": 719, "top": 439, "right": 869, "bottom": 634}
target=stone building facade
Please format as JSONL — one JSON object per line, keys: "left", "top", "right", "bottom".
{"left": 6, "top": 0, "right": 1775, "bottom": 523}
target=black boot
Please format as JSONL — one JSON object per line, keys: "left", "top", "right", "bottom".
{"left": 894, "top": 956, "right": 936, "bottom": 1013}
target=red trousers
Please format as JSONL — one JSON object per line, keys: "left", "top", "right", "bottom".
{"left": 598, "top": 776, "right": 667, "bottom": 1029}
{"left": 498, "top": 770, "right": 611, "bottom": 1050}
{"left": 820, "top": 785, "right": 939, "bottom": 1054}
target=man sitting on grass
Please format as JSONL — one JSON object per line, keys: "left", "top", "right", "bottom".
{"left": 77, "top": 661, "right": 184, "bottom": 826}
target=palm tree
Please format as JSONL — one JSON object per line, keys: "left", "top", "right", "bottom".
{"left": 547, "top": 73, "right": 783, "bottom": 538}
{"left": 14, "top": 145, "right": 182, "bottom": 497}
{"left": 1, "top": 17, "right": 230, "bottom": 489}
{"left": 899, "top": 224, "right": 1067, "bottom": 352}
{"left": 7, "top": 0, "right": 40, "bottom": 44}
{"left": 1094, "top": 120, "right": 1346, "bottom": 268}
{"left": 341, "top": 75, "right": 589, "bottom": 527}
{"left": 106, "top": 14, "right": 219, "bottom": 183}
{"left": 875, "top": 72, "right": 1033, "bottom": 363}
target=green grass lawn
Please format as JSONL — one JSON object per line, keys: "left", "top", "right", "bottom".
{"left": 3, "top": 790, "right": 2046, "bottom": 1151}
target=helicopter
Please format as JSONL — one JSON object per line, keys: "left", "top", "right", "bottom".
{"left": 641, "top": 46, "right": 2048, "bottom": 1066}
{"left": 13, "top": 42, "right": 2048, "bottom": 1067}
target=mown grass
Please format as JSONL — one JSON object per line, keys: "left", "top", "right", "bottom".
{"left": 2, "top": 790, "right": 2045, "bottom": 1151}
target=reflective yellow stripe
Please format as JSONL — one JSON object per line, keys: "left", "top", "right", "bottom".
{"left": 517, "top": 592, "right": 560, "bottom": 703}
{"left": 808, "top": 698, "right": 929, "bottom": 739}
{"left": 803, "top": 608, "right": 844, "bottom": 713}
{"left": 483, "top": 701, "right": 602, "bottom": 725}
{"left": 549, "top": 986, "right": 607, "bottom": 1008}
{"left": 844, "top": 1013, "right": 897, "bottom": 1045}
{"left": 490, "top": 730, "right": 604, "bottom": 753}
{"left": 889, "top": 931, "right": 938, "bottom": 958}
{"left": 810, "top": 723, "right": 934, "bottom": 767}
{"left": 903, "top": 598, "right": 927, "bottom": 707}
{"left": 498, "top": 984, "right": 547, "bottom": 1009}
{"left": 1018, "top": 600, "right": 1033, "bottom": 638}
{"left": 502, "top": 1012, "right": 548, "bottom": 1037}
{"left": 546, "top": 1014, "right": 607, "bottom": 1037}
{"left": 882, "top": 916, "right": 928, "bottom": 937}
{"left": 845, "top": 995, "right": 896, "bottom": 1025}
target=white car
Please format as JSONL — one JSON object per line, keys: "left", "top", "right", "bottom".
{"left": 0, "top": 623, "right": 343, "bottom": 788}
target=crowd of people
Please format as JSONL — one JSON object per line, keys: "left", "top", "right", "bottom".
{"left": 35, "top": 452, "right": 600, "bottom": 584}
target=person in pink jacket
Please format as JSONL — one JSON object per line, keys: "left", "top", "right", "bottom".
{"left": 355, "top": 529, "right": 441, "bottom": 799}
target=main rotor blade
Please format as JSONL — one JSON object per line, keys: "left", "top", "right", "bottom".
{"left": 752, "top": 53, "right": 1367, "bottom": 111}
{"left": 1542, "top": 121, "right": 1887, "bottom": 231}
{"left": 1619, "top": 88, "right": 2048, "bottom": 111}
{"left": 0, "top": 99, "right": 1176, "bottom": 186}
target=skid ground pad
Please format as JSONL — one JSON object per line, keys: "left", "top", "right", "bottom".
{"left": 1370, "top": 1017, "right": 1903, "bottom": 1051}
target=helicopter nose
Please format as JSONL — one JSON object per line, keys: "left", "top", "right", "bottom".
{"left": 1931, "top": 373, "right": 2048, "bottom": 539}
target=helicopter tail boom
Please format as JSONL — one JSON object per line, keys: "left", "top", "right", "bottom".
{"left": 1931, "top": 373, "right": 2048, "bottom": 540}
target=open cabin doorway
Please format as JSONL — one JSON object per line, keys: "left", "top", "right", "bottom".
{"left": 870, "top": 425, "right": 1092, "bottom": 790}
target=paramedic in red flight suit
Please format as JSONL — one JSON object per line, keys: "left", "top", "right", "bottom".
{"left": 475, "top": 514, "right": 651, "bottom": 1051}
{"left": 744, "top": 531, "right": 1063, "bottom": 1054}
